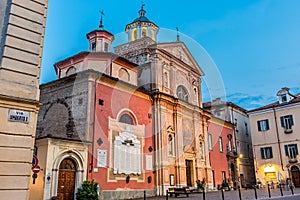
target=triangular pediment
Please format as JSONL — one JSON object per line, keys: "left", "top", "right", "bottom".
{"left": 154, "top": 42, "right": 204, "bottom": 76}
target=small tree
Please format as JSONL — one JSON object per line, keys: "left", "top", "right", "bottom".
{"left": 76, "top": 180, "right": 99, "bottom": 200}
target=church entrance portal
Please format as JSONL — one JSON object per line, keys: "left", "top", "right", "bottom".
{"left": 291, "top": 166, "right": 300, "bottom": 187}
{"left": 57, "top": 158, "right": 76, "bottom": 200}
{"left": 185, "top": 160, "right": 193, "bottom": 187}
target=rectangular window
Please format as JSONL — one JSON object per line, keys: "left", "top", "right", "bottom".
{"left": 91, "top": 41, "right": 96, "bottom": 52}
{"left": 281, "top": 94, "right": 287, "bottom": 103}
{"left": 228, "top": 139, "right": 232, "bottom": 152}
{"left": 245, "top": 122, "right": 249, "bottom": 136}
{"left": 236, "top": 141, "right": 240, "bottom": 154}
{"left": 222, "top": 171, "right": 226, "bottom": 182}
{"left": 284, "top": 144, "right": 298, "bottom": 159}
{"left": 104, "top": 42, "right": 109, "bottom": 52}
{"left": 257, "top": 119, "right": 269, "bottom": 131}
{"left": 260, "top": 147, "right": 273, "bottom": 159}
{"left": 208, "top": 133, "right": 212, "bottom": 151}
{"left": 219, "top": 137, "right": 223, "bottom": 152}
{"left": 280, "top": 115, "right": 294, "bottom": 133}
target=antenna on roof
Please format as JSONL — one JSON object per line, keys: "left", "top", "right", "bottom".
{"left": 176, "top": 27, "right": 180, "bottom": 41}
{"left": 99, "top": 10, "right": 105, "bottom": 30}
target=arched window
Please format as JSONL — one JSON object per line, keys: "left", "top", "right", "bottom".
{"left": 168, "top": 134, "right": 175, "bottom": 156}
{"left": 132, "top": 29, "right": 137, "bottom": 41}
{"left": 176, "top": 85, "right": 189, "bottom": 102}
{"left": 164, "top": 72, "right": 169, "bottom": 88}
{"left": 200, "top": 142, "right": 204, "bottom": 159}
{"left": 119, "top": 68, "right": 130, "bottom": 82}
{"left": 151, "top": 29, "right": 155, "bottom": 41}
{"left": 59, "top": 158, "right": 76, "bottom": 170}
{"left": 142, "top": 27, "right": 147, "bottom": 38}
{"left": 66, "top": 66, "right": 76, "bottom": 76}
{"left": 119, "top": 114, "right": 134, "bottom": 125}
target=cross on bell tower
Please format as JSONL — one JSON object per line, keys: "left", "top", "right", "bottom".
{"left": 86, "top": 10, "right": 114, "bottom": 52}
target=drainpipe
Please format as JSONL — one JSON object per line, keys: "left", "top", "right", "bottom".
{"left": 230, "top": 107, "right": 238, "bottom": 185}
{"left": 89, "top": 74, "right": 101, "bottom": 180}
{"left": 272, "top": 106, "right": 284, "bottom": 171}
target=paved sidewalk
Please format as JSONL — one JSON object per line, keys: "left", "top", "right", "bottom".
{"left": 138, "top": 187, "right": 300, "bottom": 200}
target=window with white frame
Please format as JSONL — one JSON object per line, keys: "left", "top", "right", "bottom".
{"left": 222, "top": 171, "right": 226, "bottom": 182}
{"left": 257, "top": 119, "right": 269, "bottom": 131}
{"left": 228, "top": 139, "right": 232, "bottom": 152}
{"left": 208, "top": 133, "right": 212, "bottom": 151}
{"left": 219, "top": 137, "right": 223, "bottom": 152}
{"left": 284, "top": 144, "right": 298, "bottom": 159}
{"left": 280, "top": 115, "right": 294, "bottom": 133}
{"left": 260, "top": 147, "right": 273, "bottom": 159}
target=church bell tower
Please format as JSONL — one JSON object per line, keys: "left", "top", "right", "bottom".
{"left": 86, "top": 11, "right": 114, "bottom": 52}
{"left": 125, "top": 4, "right": 159, "bottom": 42}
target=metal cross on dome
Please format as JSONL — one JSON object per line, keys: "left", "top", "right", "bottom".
{"left": 141, "top": 1, "right": 145, "bottom": 9}
{"left": 99, "top": 9, "right": 105, "bottom": 29}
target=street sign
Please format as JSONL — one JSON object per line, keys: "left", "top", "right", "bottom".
{"left": 32, "top": 165, "right": 40, "bottom": 174}
{"left": 32, "top": 155, "right": 38, "bottom": 168}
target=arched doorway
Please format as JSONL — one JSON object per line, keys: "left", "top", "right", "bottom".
{"left": 291, "top": 166, "right": 300, "bottom": 187}
{"left": 57, "top": 158, "right": 76, "bottom": 200}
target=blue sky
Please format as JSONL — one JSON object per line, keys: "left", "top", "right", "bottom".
{"left": 41, "top": 0, "right": 300, "bottom": 110}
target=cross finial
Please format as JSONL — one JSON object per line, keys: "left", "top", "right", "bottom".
{"left": 139, "top": 1, "right": 146, "bottom": 17}
{"left": 176, "top": 27, "right": 180, "bottom": 41}
{"left": 99, "top": 10, "right": 105, "bottom": 29}
{"left": 141, "top": 1, "right": 145, "bottom": 9}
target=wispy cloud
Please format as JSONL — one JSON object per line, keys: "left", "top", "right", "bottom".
{"left": 226, "top": 92, "right": 277, "bottom": 110}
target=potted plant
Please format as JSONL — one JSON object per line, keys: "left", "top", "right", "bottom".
{"left": 196, "top": 180, "right": 203, "bottom": 191}
{"left": 76, "top": 180, "right": 99, "bottom": 200}
{"left": 222, "top": 181, "right": 230, "bottom": 191}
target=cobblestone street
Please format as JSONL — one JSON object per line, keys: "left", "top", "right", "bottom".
{"left": 139, "top": 188, "right": 300, "bottom": 200}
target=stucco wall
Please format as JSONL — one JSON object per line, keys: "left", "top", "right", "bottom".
{"left": 0, "top": 1, "right": 47, "bottom": 199}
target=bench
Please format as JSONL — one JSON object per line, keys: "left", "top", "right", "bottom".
{"left": 168, "top": 187, "right": 190, "bottom": 197}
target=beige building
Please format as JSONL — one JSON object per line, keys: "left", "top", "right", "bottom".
{"left": 204, "top": 98, "right": 256, "bottom": 188}
{"left": 0, "top": 0, "right": 47, "bottom": 199}
{"left": 248, "top": 88, "right": 300, "bottom": 186}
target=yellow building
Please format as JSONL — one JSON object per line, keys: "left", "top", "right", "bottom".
{"left": 0, "top": 0, "right": 47, "bottom": 199}
{"left": 248, "top": 88, "right": 300, "bottom": 186}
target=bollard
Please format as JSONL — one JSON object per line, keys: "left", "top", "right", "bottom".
{"left": 166, "top": 190, "right": 168, "bottom": 200}
{"left": 279, "top": 184, "right": 283, "bottom": 196}
{"left": 253, "top": 187, "right": 257, "bottom": 199}
{"left": 144, "top": 190, "right": 146, "bottom": 200}
{"left": 290, "top": 185, "right": 294, "bottom": 195}
{"left": 238, "top": 187, "right": 242, "bottom": 200}
{"left": 203, "top": 189, "right": 206, "bottom": 200}
{"left": 267, "top": 184, "right": 271, "bottom": 198}
{"left": 221, "top": 189, "right": 225, "bottom": 200}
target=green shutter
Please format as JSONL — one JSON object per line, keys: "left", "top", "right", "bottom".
{"left": 257, "top": 121, "right": 261, "bottom": 131}
{"left": 290, "top": 115, "right": 294, "bottom": 126}
{"left": 295, "top": 144, "right": 298, "bottom": 155}
{"left": 260, "top": 148, "right": 265, "bottom": 159}
{"left": 266, "top": 120, "right": 270, "bottom": 130}
{"left": 284, "top": 145, "right": 288, "bottom": 156}
{"left": 280, "top": 116, "right": 284, "bottom": 127}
